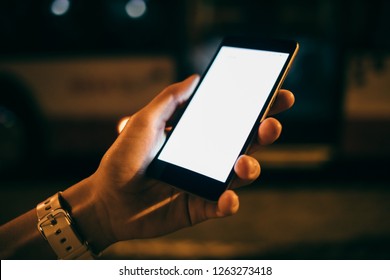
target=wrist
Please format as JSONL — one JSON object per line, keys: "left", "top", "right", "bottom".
{"left": 61, "top": 176, "right": 113, "bottom": 254}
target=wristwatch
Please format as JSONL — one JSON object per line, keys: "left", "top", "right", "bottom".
{"left": 36, "top": 192, "right": 95, "bottom": 259}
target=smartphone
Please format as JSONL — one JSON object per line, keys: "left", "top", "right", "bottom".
{"left": 147, "top": 37, "right": 299, "bottom": 201}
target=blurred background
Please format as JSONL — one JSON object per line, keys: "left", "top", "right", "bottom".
{"left": 0, "top": 0, "right": 389, "bottom": 259}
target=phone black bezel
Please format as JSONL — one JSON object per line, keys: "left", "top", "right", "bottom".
{"left": 147, "top": 36, "right": 298, "bottom": 201}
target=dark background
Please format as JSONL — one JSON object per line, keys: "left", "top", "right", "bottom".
{"left": 1, "top": 0, "right": 389, "bottom": 259}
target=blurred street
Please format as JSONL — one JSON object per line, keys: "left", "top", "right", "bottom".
{"left": 2, "top": 178, "right": 389, "bottom": 259}
{"left": 105, "top": 184, "right": 390, "bottom": 259}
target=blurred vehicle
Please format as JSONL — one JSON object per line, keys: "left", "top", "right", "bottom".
{"left": 0, "top": 0, "right": 183, "bottom": 177}
{"left": 0, "top": 55, "right": 175, "bottom": 176}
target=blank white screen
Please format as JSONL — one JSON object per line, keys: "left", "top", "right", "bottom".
{"left": 159, "top": 46, "right": 289, "bottom": 182}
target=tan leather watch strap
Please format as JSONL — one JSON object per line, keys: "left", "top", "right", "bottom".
{"left": 37, "top": 192, "right": 95, "bottom": 260}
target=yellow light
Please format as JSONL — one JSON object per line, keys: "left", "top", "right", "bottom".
{"left": 117, "top": 117, "right": 130, "bottom": 134}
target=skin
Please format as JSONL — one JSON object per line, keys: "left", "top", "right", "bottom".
{"left": 0, "top": 75, "right": 294, "bottom": 259}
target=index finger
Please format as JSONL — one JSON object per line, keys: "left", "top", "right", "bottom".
{"left": 268, "top": 89, "right": 295, "bottom": 116}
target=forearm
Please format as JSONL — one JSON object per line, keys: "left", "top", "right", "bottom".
{"left": 0, "top": 209, "right": 56, "bottom": 259}
{"left": 0, "top": 176, "right": 110, "bottom": 259}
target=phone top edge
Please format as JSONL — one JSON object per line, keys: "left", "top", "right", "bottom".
{"left": 222, "top": 36, "right": 299, "bottom": 53}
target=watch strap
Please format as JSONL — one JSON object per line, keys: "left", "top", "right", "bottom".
{"left": 37, "top": 192, "right": 95, "bottom": 260}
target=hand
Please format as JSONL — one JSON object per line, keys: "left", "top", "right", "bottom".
{"left": 62, "top": 75, "right": 295, "bottom": 253}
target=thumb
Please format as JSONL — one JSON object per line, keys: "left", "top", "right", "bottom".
{"left": 147, "top": 74, "right": 199, "bottom": 124}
